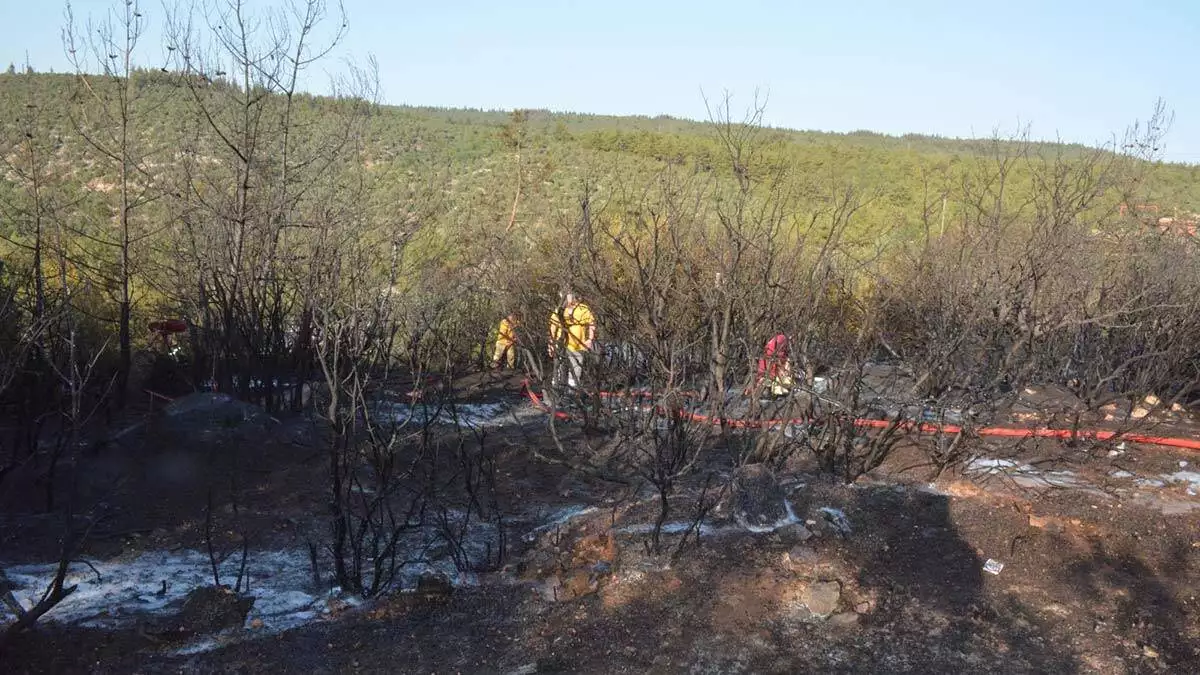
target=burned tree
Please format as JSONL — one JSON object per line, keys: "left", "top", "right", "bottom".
{"left": 164, "top": 0, "right": 350, "bottom": 410}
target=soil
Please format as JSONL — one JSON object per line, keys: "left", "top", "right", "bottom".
{"left": 2, "top": 372, "right": 1199, "bottom": 673}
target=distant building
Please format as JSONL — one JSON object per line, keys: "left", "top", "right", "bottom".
{"left": 1120, "top": 203, "right": 1197, "bottom": 239}
{"left": 1118, "top": 203, "right": 1160, "bottom": 217}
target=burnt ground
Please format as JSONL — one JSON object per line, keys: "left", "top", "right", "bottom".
{"left": 2, "top": 373, "right": 1199, "bottom": 674}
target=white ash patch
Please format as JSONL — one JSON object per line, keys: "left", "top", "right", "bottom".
{"left": 1, "top": 549, "right": 326, "bottom": 633}
{"left": 374, "top": 401, "right": 515, "bottom": 429}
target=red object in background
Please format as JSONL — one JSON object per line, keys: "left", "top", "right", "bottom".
{"left": 149, "top": 319, "right": 188, "bottom": 352}
{"left": 149, "top": 319, "right": 188, "bottom": 333}
{"left": 757, "top": 333, "right": 789, "bottom": 379}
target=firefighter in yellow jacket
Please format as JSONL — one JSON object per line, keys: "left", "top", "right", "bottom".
{"left": 548, "top": 292, "right": 595, "bottom": 388}
{"left": 492, "top": 314, "right": 518, "bottom": 369}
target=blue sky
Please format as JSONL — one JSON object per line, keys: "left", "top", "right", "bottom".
{"left": 3, "top": 0, "right": 1198, "bottom": 162}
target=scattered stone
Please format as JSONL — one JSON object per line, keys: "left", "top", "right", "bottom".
{"left": 983, "top": 559, "right": 1005, "bottom": 575}
{"left": 801, "top": 581, "right": 841, "bottom": 617}
{"left": 854, "top": 600, "right": 873, "bottom": 614}
{"left": 1131, "top": 407, "right": 1150, "bottom": 420}
{"left": 728, "top": 464, "right": 794, "bottom": 532}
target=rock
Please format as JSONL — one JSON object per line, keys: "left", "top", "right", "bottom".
{"left": 854, "top": 600, "right": 872, "bottom": 614}
{"left": 416, "top": 572, "right": 453, "bottom": 600}
{"left": 777, "top": 523, "right": 814, "bottom": 544}
{"left": 830, "top": 611, "right": 859, "bottom": 627}
{"left": 728, "top": 464, "right": 793, "bottom": 532}
{"left": 155, "top": 392, "right": 275, "bottom": 448}
{"left": 537, "top": 570, "right": 597, "bottom": 602}
{"left": 1018, "top": 384, "right": 1083, "bottom": 414}
{"left": 561, "top": 570, "right": 599, "bottom": 599}
{"left": 779, "top": 585, "right": 815, "bottom": 621}
{"left": 1131, "top": 407, "right": 1150, "bottom": 419}
{"left": 801, "top": 581, "right": 841, "bottom": 617}
{"left": 818, "top": 507, "right": 852, "bottom": 537}
{"left": 159, "top": 586, "right": 254, "bottom": 637}
{"left": 527, "top": 527, "right": 619, "bottom": 604}
{"left": 783, "top": 545, "right": 819, "bottom": 572}
{"left": 1027, "top": 514, "right": 1063, "bottom": 533}
{"left": 325, "top": 594, "right": 353, "bottom": 615}
{"left": 571, "top": 532, "right": 617, "bottom": 569}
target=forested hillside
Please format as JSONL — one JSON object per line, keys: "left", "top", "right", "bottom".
{"left": 2, "top": 57, "right": 1198, "bottom": 408}
{"left": 5, "top": 71, "right": 1200, "bottom": 247}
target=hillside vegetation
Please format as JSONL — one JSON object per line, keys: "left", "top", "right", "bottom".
{"left": 2, "top": 52, "right": 1199, "bottom": 408}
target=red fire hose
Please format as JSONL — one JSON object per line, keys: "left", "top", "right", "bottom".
{"left": 522, "top": 381, "right": 1200, "bottom": 451}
